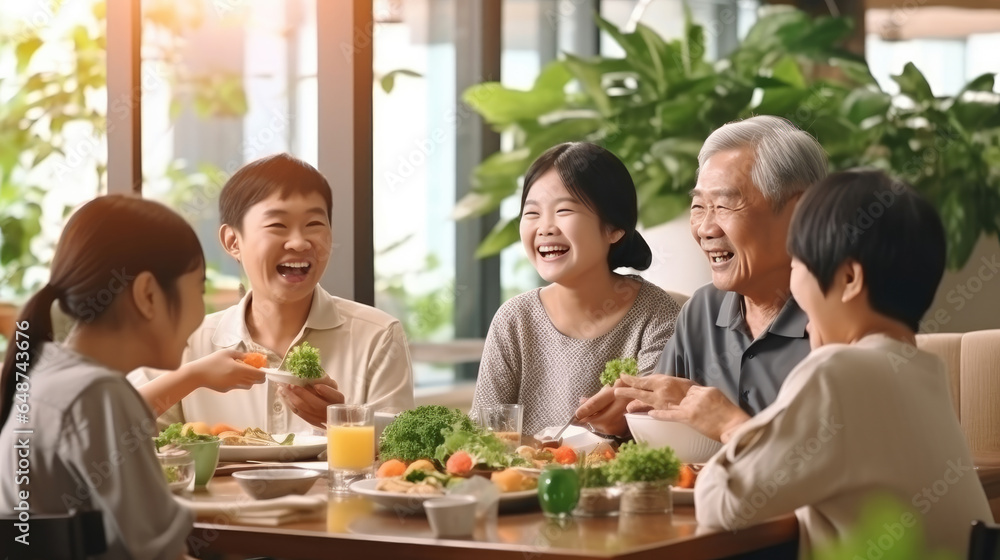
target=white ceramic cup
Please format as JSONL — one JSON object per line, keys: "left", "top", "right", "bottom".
{"left": 423, "top": 496, "right": 478, "bottom": 538}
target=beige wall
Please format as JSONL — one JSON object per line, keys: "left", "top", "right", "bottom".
{"left": 922, "top": 235, "right": 1000, "bottom": 334}
{"left": 638, "top": 212, "right": 712, "bottom": 297}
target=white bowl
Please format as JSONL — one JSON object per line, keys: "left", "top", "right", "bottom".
{"left": 233, "top": 468, "right": 322, "bottom": 500}
{"left": 423, "top": 496, "right": 477, "bottom": 538}
{"left": 625, "top": 413, "right": 723, "bottom": 463}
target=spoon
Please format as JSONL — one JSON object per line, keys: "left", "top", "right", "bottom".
{"left": 539, "top": 413, "right": 576, "bottom": 448}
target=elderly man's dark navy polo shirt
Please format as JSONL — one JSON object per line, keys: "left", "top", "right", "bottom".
{"left": 654, "top": 283, "right": 811, "bottom": 414}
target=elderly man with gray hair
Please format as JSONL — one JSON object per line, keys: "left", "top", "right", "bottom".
{"left": 577, "top": 116, "right": 828, "bottom": 441}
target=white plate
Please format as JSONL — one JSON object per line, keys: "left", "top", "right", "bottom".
{"left": 219, "top": 434, "right": 327, "bottom": 462}
{"left": 673, "top": 487, "right": 694, "bottom": 506}
{"left": 349, "top": 478, "right": 537, "bottom": 514}
{"left": 262, "top": 368, "right": 318, "bottom": 387}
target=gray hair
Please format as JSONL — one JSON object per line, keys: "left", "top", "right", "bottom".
{"left": 698, "top": 116, "right": 828, "bottom": 211}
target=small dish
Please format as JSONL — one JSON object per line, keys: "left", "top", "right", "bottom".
{"left": 349, "top": 478, "right": 537, "bottom": 514}
{"left": 233, "top": 468, "right": 323, "bottom": 500}
{"left": 175, "top": 440, "right": 221, "bottom": 486}
{"left": 263, "top": 368, "right": 317, "bottom": 387}
{"left": 533, "top": 425, "right": 610, "bottom": 455}
{"left": 423, "top": 495, "right": 477, "bottom": 538}
{"left": 157, "top": 447, "right": 195, "bottom": 493}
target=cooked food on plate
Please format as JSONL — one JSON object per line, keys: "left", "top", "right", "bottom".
{"left": 516, "top": 441, "right": 616, "bottom": 468}
{"left": 491, "top": 468, "right": 536, "bottom": 493}
{"left": 154, "top": 422, "right": 219, "bottom": 450}
{"left": 374, "top": 461, "right": 537, "bottom": 496}
{"left": 371, "top": 408, "right": 695, "bottom": 501}
{"left": 217, "top": 427, "right": 295, "bottom": 446}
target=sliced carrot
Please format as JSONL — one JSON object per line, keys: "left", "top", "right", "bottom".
{"left": 677, "top": 464, "right": 696, "bottom": 489}
{"left": 240, "top": 353, "right": 268, "bottom": 369}
{"left": 210, "top": 423, "right": 240, "bottom": 436}
{"left": 553, "top": 445, "right": 577, "bottom": 465}
{"left": 376, "top": 459, "right": 407, "bottom": 478}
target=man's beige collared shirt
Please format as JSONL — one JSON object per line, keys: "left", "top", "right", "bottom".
{"left": 132, "top": 286, "right": 414, "bottom": 433}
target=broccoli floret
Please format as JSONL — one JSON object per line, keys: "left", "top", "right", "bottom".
{"left": 378, "top": 406, "right": 475, "bottom": 463}
{"left": 607, "top": 441, "right": 680, "bottom": 484}
{"left": 578, "top": 463, "right": 613, "bottom": 488}
{"left": 284, "top": 341, "right": 324, "bottom": 379}
{"left": 404, "top": 469, "right": 429, "bottom": 483}
{"left": 600, "top": 357, "right": 639, "bottom": 386}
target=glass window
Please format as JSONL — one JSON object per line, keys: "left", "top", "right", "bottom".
{"left": 500, "top": 0, "right": 549, "bottom": 304}
{"left": 140, "top": 0, "right": 318, "bottom": 313}
{"left": 372, "top": 0, "right": 459, "bottom": 387}
{"left": 0, "top": 0, "right": 108, "bottom": 301}
{"left": 600, "top": 0, "right": 756, "bottom": 59}
{"left": 866, "top": 8, "right": 1000, "bottom": 95}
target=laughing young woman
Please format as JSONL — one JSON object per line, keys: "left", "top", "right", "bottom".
{"left": 133, "top": 153, "right": 414, "bottom": 433}
{"left": 471, "top": 142, "right": 680, "bottom": 437}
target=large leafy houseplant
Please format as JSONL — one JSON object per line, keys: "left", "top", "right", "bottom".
{"left": 456, "top": 6, "right": 1000, "bottom": 270}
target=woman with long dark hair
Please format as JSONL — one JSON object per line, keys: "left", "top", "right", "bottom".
{"left": 0, "top": 195, "right": 204, "bottom": 559}
{"left": 471, "top": 142, "right": 680, "bottom": 436}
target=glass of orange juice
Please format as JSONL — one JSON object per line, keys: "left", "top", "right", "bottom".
{"left": 327, "top": 404, "right": 374, "bottom": 494}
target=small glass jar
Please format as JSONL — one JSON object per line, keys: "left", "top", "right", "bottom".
{"left": 156, "top": 446, "right": 195, "bottom": 492}
{"left": 572, "top": 485, "right": 622, "bottom": 517}
{"left": 619, "top": 480, "right": 672, "bottom": 514}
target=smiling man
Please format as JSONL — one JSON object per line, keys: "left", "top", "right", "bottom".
{"left": 578, "top": 116, "right": 827, "bottom": 438}
{"left": 131, "top": 153, "right": 414, "bottom": 434}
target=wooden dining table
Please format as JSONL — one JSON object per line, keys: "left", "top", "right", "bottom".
{"left": 185, "top": 466, "right": 799, "bottom": 560}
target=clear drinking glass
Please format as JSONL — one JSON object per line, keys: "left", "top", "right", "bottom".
{"left": 327, "top": 404, "right": 374, "bottom": 494}
{"left": 476, "top": 403, "right": 523, "bottom": 451}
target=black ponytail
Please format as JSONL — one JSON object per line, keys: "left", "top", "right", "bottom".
{"left": 0, "top": 284, "right": 60, "bottom": 429}
{"left": 609, "top": 230, "right": 652, "bottom": 270}
{"left": 0, "top": 194, "right": 203, "bottom": 430}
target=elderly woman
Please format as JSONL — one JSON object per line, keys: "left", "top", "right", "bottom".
{"left": 132, "top": 153, "right": 414, "bottom": 433}
{"left": 666, "top": 170, "right": 993, "bottom": 557}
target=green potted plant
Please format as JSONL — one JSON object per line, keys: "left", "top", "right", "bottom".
{"left": 456, "top": 5, "right": 1000, "bottom": 271}
{"left": 607, "top": 441, "right": 680, "bottom": 514}
{"left": 573, "top": 462, "right": 621, "bottom": 517}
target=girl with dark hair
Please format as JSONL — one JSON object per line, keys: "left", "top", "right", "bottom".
{"left": 132, "top": 153, "right": 414, "bottom": 432}
{"left": 471, "top": 142, "right": 680, "bottom": 436}
{"left": 0, "top": 195, "right": 204, "bottom": 559}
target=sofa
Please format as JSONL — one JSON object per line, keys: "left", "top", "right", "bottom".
{"left": 917, "top": 329, "right": 1000, "bottom": 519}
